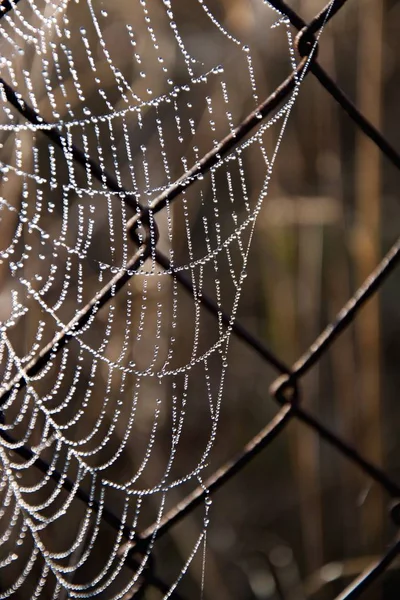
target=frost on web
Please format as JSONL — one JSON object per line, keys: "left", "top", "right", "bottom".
{"left": 0, "top": 0, "right": 301, "bottom": 597}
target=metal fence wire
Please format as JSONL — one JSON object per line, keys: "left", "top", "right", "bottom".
{"left": 1, "top": 0, "right": 400, "bottom": 597}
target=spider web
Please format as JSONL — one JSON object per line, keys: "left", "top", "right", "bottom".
{"left": 0, "top": 0, "right": 317, "bottom": 597}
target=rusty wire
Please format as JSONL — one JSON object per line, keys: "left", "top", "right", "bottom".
{"left": 0, "top": 0, "right": 400, "bottom": 598}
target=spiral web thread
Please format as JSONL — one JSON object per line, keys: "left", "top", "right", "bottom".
{"left": 1, "top": 0, "right": 400, "bottom": 598}
{"left": 0, "top": 0, "right": 332, "bottom": 597}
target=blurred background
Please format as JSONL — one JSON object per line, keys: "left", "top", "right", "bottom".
{"left": 0, "top": 0, "right": 400, "bottom": 598}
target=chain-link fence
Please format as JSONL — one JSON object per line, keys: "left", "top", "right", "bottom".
{"left": 1, "top": 0, "right": 400, "bottom": 598}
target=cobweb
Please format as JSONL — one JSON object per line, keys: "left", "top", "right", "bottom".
{"left": 0, "top": 0, "right": 319, "bottom": 597}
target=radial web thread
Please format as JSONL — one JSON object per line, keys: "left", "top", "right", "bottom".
{"left": 0, "top": 0, "right": 326, "bottom": 597}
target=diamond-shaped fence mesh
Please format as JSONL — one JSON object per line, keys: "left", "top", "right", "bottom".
{"left": 0, "top": 0, "right": 400, "bottom": 598}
